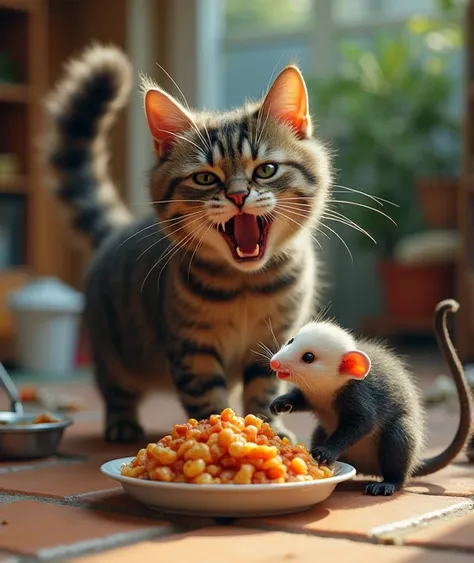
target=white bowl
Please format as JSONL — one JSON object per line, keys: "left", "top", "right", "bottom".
{"left": 100, "top": 456, "right": 356, "bottom": 518}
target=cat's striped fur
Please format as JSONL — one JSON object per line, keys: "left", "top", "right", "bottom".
{"left": 44, "top": 44, "right": 332, "bottom": 443}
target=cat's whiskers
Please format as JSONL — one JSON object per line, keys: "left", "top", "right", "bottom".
{"left": 330, "top": 199, "right": 397, "bottom": 225}
{"left": 271, "top": 209, "right": 323, "bottom": 251}
{"left": 319, "top": 222, "right": 354, "bottom": 262}
{"left": 156, "top": 221, "right": 210, "bottom": 288}
{"left": 179, "top": 219, "right": 209, "bottom": 265}
{"left": 273, "top": 200, "right": 358, "bottom": 259}
{"left": 277, "top": 198, "right": 311, "bottom": 206}
{"left": 135, "top": 199, "right": 205, "bottom": 207}
{"left": 137, "top": 210, "right": 207, "bottom": 243}
{"left": 186, "top": 221, "right": 214, "bottom": 282}
{"left": 158, "top": 209, "right": 207, "bottom": 225}
{"left": 141, "top": 225, "right": 201, "bottom": 292}
{"left": 136, "top": 213, "right": 207, "bottom": 263}
{"left": 118, "top": 222, "right": 157, "bottom": 248}
{"left": 332, "top": 184, "right": 397, "bottom": 207}
{"left": 276, "top": 204, "right": 330, "bottom": 241}
{"left": 321, "top": 210, "right": 377, "bottom": 245}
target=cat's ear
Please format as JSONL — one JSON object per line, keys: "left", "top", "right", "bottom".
{"left": 144, "top": 88, "right": 193, "bottom": 158}
{"left": 260, "top": 65, "right": 311, "bottom": 139}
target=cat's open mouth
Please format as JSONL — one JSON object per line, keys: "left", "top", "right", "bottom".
{"left": 216, "top": 213, "right": 271, "bottom": 262}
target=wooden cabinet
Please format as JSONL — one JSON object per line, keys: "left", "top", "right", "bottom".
{"left": 0, "top": 0, "right": 129, "bottom": 361}
{"left": 0, "top": 0, "right": 52, "bottom": 360}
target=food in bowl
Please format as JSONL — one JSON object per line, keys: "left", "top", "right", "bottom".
{"left": 0, "top": 412, "right": 61, "bottom": 426}
{"left": 31, "top": 413, "right": 61, "bottom": 424}
{"left": 121, "top": 408, "right": 334, "bottom": 484}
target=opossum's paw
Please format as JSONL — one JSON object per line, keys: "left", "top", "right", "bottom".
{"left": 365, "top": 482, "right": 397, "bottom": 496}
{"left": 311, "top": 446, "right": 336, "bottom": 466}
{"left": 269, "top": 395, "right": 294, "bottom": 415}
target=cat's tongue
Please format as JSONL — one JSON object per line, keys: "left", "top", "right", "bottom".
{"left": 233, "top": 214, "right": 260, "bottom": 256}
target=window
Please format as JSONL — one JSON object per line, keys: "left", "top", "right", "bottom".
{"left": 224, "top": 0, "right": 312, "bottom": 37}
{"left": 218, "top": 0, "right": 445, "bottom": 109}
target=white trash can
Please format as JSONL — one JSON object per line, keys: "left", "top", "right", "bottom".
{"left": 9, "top": 277, "right": 85, "bottom": 375}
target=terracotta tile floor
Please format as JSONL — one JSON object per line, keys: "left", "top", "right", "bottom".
{"left": 0, "top": 349, "right": 473, "bottom": 562}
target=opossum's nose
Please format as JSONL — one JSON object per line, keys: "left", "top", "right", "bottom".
{"left": 270, "top": 359, "right": 281, "bottom": 370}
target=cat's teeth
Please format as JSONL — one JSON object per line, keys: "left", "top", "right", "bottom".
{"left": 236, "top": 245, "right": 260, "bottom": 258}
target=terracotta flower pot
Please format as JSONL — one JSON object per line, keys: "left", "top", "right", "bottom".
{"left": 379, "top": 260, "right": 454, "bottom": 320}
{"left": 417, "top": 177, "right": 458, "bottom": 229}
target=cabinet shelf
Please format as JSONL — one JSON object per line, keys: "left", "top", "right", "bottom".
{"left": 0, "top": 84, "right": 30, "bottom": 103}
{"left": 0, "top": 0, "right": 33, "bottom": 12}
{"left": 0, "top": 0, "right": 48, "bottom": 361}
{"left": 0, "top": 175, "right": 28, "bottom": 194}
{"left": 0, "top": 267, "right": 29, "bottom": 340}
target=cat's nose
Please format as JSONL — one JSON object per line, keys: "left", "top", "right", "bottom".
{"left": 270, "top": 359, "right": 281, "bottom": 370}
{"left": 226, "top": 177, "right": 249, "bottom": 207}
{"left": 227, "top": 190, "right": 248, "bottom": 207}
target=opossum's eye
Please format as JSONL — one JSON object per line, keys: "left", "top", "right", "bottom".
{"left": 287, "top": 338, "right": 294, "bottom": 345}
{"left": 302, "top": 352, "right": 315, "bottom": 364}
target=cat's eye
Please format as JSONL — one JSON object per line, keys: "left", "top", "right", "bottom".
{"left": 302, "top": 352, "right": 315, "bottom": 364}
{"left": 193, "top": 172, "right": 219, "bottom": 186}
{"left": 254, "top": 163, "right": 278, "bottom": 179}
{"left": 287, "top": 338, "right": 294, "bottom": 345}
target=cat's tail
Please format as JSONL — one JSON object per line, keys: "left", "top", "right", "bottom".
{"left": 44, "top": 43, "right": 134, "bottom": 249}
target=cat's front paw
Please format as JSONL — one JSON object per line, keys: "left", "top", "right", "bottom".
{"left": 105, "top": 419, "right": 145, "bottom": 443}
{"left": 269, "top": 395, "right": 294, "bottom": 416}
{"left": 311, "top": 446, "right": 336, "bottom": 466}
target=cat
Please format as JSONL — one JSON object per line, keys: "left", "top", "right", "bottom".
{"left": 44, "top": 43, "right": 332, "bottom": 443}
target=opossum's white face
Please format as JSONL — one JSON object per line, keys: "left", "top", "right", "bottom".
{"left": 270, "top": 322, "right": 371, "bottom": 392}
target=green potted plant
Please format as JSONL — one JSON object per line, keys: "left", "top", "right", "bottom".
{"left": 308, "top": 22, "right": 460, "bottom": 320}
{"left": 407, "top": 0, "right": 464, "bottom": 229}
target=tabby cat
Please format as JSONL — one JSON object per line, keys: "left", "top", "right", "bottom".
{"left": 44, "top": 44, "right": 332, "bottom": 443}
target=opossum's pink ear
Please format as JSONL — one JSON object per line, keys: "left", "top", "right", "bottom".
{"left": 339, "top": 351, "right": 371, "bottom": 379}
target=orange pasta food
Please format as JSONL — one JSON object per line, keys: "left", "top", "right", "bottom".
{"left": 121, "top": 408, "right": 334, "bottom": 484}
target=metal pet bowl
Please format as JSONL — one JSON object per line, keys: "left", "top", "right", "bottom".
{"left": 0, "top": 362, "right": 73, "bottom": 460}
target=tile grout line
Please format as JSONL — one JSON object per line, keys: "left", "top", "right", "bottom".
{"left": 0, "top": 490, "right": 214, "bottom": 530}
{"left": 0, "top": 456, "right": 87, "bottom": 475}
{"left": 232, "top": 496, "right": 474, "bottom": 551}
{"left": 2, "top": 486, "right": 474, "bottom": 557}
{"left": 231, "top": 520, "right": 474, "bottom": 555}
{"left": 0, "top": 549, "right": 28, "bottom": 563}
{"left": 34, "top": 526, "right": 178, "bottom": 561}
{"left": 368, "top": 497, "right": 474, "bottom": 545}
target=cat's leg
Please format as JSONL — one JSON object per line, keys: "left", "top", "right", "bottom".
{"left": 94, "top": 356, "right": 145, "bottom": 443}
{"left": 169, "top": 350, "right": 229, "bottom": 420}
{"left": 243, "top": 362, "right": 296, "bottom": 442}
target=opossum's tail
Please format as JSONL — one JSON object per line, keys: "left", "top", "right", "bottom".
{"left": 44, "top": 43, "right": 134, "bottom": 248}
{"left": 414, "top": 299, "right": 473, "bottom": 477}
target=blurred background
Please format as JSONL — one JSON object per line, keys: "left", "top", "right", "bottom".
{"left": 0, "top": 0, "right": 472, "bottom": 378}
